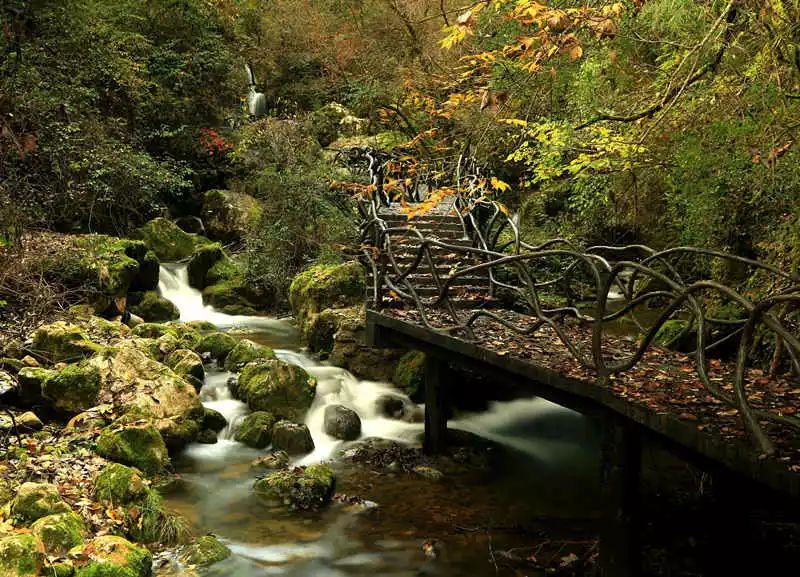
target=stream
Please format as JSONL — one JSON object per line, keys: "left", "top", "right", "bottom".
{"left": 157, "top": 264, "right": 602, "bottom": 576}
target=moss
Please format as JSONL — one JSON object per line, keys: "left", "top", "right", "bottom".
{"left": 73, "top": 536, "right": 152, "bottom": 577}
{"left": 185, "top": 320, "right": 217, "bottom": 332}
{"left": 42, "top": 363, "right": 101, "bottom": 414}
{"left": 205, "top": 256, "right": 240, "bottom": 285}
{"left": 165, "top": 323, "right": 202, "bottom": 350}
{"left": 288, "top": 262, "right": 365, "bottom": 337}
{"left": 130, "top": 323, "right": 173, "bottom": 339}
{"left": 165, "top": 349, "right": 204, "bottom": 382}
{"left": 233, "top": 411, "right": 275, "bottom": 448}
{"left": 0, "top": 533, "right": 44, "bottom": 576}
{"left": 187, "top": 243, "right": 223, "bottom": 289}
{"left": 271, "top": 420, "right": 314, "bottom": 455}
{"left": 129, "top": 292, "right": 179, "bottom": 323}
{"left": 133, "top": 217, "right": 208, "bottom": 262}
{"left": 223, "top": 339, "right": 275, "bottom": 371}
{"left": 16, "top": 367, "right": 55, "bottom": 405}
{"left": 10, "top": 483, "right": 71, "bottom": 524}
{"left": 202, "top": 408, "right": 227, "bottom": 432}
{"left": 653, "top": 319, "right": 695, "bottom": 351}
{"left": 29, "top": 322, "right": 101, "bottom": 363}
{"left": 95, "top": 417, "right": 169, "bottom": 475}
{"left": 203, "top": 189, "right": 262, "bottom": 243}
{"left": 236, "top": 359, "right": 316, "bottom": 420}
{"left": 181, "top": 535, "right": 231, "bottom": 567}
{"left": 195, "top": 332, "right": 237, "bottom": 362}
{"left": 253, "top": 464, "right": 335, "bottom": 511}
{"left": 129, "top": 250, "right": 160, "bottom": 292}
{"left": 392, "top": 351, "right": 426, "bottom": 402}
{"left": 94, "top": 464, "right": 147, "bottom": 505}
{"left": 31, "top": 512, "right": 86, "bottom": 556}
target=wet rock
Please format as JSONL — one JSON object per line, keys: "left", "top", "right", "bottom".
{"left": 28, "top": 322, "right": 101, "bottom": 364}
{"left": 392, "top": 350, "right": 426, "bottom": 403}
{"left": 94, "top": 463, "right": 148, "bottom": 504}
{"left": 271, "top": 421, "right": 314, "bottom": 455}
{"left": 223, "top": 339, "right": 275, "bottom": 372}
{"left": 129, "top": 250, "right": 160, "bottom": 292}
{"left": 375, "top": 394, "right": 421, "bottom": 422}
{"left": 20, "top": 356, "right": 39, "bottom": 367}
{"left": 31, "top": 511, "right": 86, "bottom": 556}
{"left": 253, "top": 464, "right": 335, "bottom": 511}
{"left": 288, "top": 262, "right": 365, "bottom": 337}
{"left": 196, "top": 332, "right": 237, "bottom": 363}
{"left": 73, "top": 535, "right": 152, "bottom": 577}
{"left": 175, "top": 216, "right": 205, "bottom": 235}
{"left": 0, "top": 533, "right": 45, "bottom": 576}
{"left": 10, "top": 482, "right": 71, "bottom": 523}
{"left": 96, "top": 416, "right": 169, "bottom": 474}
{"left": 17, "top": 411, "right": 43, "bottom": 432}
{"left": 412, "top": 466, "right": 444, "bottom": 482}
{"left": 250, "top": 451, "right": 289, "bottom": 471}
{"left": 129, "top": 291, "right": 180, "bottom": 322}
{"left": 166, "top": 349, "right": 204, "bottom": 383}
{"left": 203, "top": 189, "right": 262, "bottom": 244}
{"left": 196, "top": 429, "right": 218, "bottom": 444}
{"left": 236, "top": 360, "right": 316, "bottom": 420}
{"left": 180, "top": 535, "right": 231, "bottom": 567}
{"left": 134, "top": 217, "right": 207, "bottom": 262}
{"left": 202, "top": 408, "right": 227, "bottom": 432}
{"left": 42, "top": 362, "right": 101, "bottom": 414}
{"left": 323, "top": 405, "right": 361, "bottom": 441}
{"left": 187, "top": 243, "right": 223, "bottom": 289}
{"left": 233, "top": 411, "right": 275, "bottom": 449}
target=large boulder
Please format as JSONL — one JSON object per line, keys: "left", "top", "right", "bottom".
{"left": 129, "top": 250, "right": 160, "bottom": 292}
{"left": 253, "top": 464, "right": 335, "bottom": 511}
{"left": 288, "top": 262, "right": 365, "bottom": 337}
{"left": 165, "top": 349, "right": 204, "bottom": 383}
{"left": 271, "top": 421, "right": 314, "bottom": 455}
{"left": 129, "top": 291, "right": 179, "bottom": 323}
{"left": 0, "top": 533, "right": 44, "bottom": 577}
{"left": 31, "top": 511, "right": 86, "bottom": 556}
{"left": 96, "top": 416, "right": 170, "bottom": 474}
{"left": 196, "top": 332, "right": 237, "bottom": 362}
{"left": 202, "top": 408, "right": 227, "bottom": 433}
{"left": 187, "top": 243, "right": 223, "bottom": 289}
{"left": 134, "top": 217, "right": 207, "bottom": 262}
{"left": 202, "top": 189, "right": 262, "bottom": 243}
{"left": 236, "top": 359, "right": 316, "bottom": 420}
{"left": 233, "top": 411, "right": 275, "bottom": 449}
{"left": 323, "top": 405, "right": 361, "bottom": 441}
{"left": 73, "top": 536, "right": 152, "bottom": 577}
{"left": 28, "top": 322, "right": 101, "bottom": 364}
{"left": 89, "top": 347, "right": 203, "bottom": 448}
{"left": 223, "top": 339, "right": 275, "bottom": 372}
{"left": 93, "top": 463, "right": 148, "bottom": 505}
{"left": 41, "top": 362, "right": 101, "bottom": 414}
{"left": 10, "top": 482, "right": 71, "bottom": 523}
{"left": 202, "top": 270, "right": 272, "bottom": 315}
{"left": 16, "top": 367, "right": 55, "bottom": 404}
{"left": 181, "top": 535, "right": 231, "bottom": 568}
{"left": 392, "top": 351, "right": 426, "bottom": 402}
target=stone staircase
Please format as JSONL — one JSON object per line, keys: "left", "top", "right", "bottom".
{"left": 366, "top": 203, "right": 497, "bottom": 308}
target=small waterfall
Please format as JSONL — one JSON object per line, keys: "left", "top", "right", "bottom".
{"left": 200, "top": 369, "right": 249, "bottom": 440}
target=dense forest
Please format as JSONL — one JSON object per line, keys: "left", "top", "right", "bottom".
{"left": 1, "top": 2, "right": 799, "bottom": 577}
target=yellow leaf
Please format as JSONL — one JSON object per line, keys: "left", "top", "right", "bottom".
{"left": 490, "top": 177, "right": 511, "bottom": 192}
{"left": 568, "top": 43, "right": 583, "bottom": 60}
{"left": 499, "top": 118, "right": 528, "bottom": 127}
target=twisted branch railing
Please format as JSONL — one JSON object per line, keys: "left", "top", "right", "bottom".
{"left": 335, "top": 148, "right": 800, "bottom": 456}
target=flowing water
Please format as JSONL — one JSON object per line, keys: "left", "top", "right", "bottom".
{"left": 157, "top": 264, "right": 601, "bottom": 576}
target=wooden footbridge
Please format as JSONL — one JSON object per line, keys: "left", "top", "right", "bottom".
{"left": 337, "top": 148, "right": 800, "bottom": 576}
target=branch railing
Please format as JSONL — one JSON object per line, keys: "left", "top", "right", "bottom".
{"left": 335, "top": 148, "right": 800, "bottom": 456}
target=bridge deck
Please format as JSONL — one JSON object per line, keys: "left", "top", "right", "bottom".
{"left": 367, "top": 308, "right": 800, "bottom": 499}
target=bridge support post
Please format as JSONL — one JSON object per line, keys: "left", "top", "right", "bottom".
{"left": 423, "top": 356, "right": 448, "bottom": 455}
{"left": 600, "top": 414, "right": 641, "bottom": 577}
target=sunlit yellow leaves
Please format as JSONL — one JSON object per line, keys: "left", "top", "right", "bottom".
{"left": 499, "top": 118, "right": 529, "bottom": 127}
{"left": 490, "top": 177, "right": 511, "bottom": 192}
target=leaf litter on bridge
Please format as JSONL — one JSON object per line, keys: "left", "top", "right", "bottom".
{"left": 387, "top": 307, "right": 800, "bottom": 473}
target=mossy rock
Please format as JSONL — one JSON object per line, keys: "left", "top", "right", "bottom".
{"left": 129, "top": 250, "right": 160, "bottom": 292}
{"left": 0, "top": 533, "right": 44, "bottom": 576}
{"left": 205, "top": 256, "right": 240, "bottom": 286}
{"left": 82, "top": 317, "right": 131, "bottom": 344}
{"left": 129, "top": 292, "right": 179, "bottom": 323}
{"left": 233, "top": 411, "right": 275, "bottom": 449}
{"left": 130, "top": 323, "right": 173, "bottom": 340}
{"left": 185, "top": 320, "right": 217, "bottom": 332}
{"left": 133, "top": 217, "right": 208, "bottom": 262}
{"left": 202, "top": 408, "right": 227, "bottom": 432}
{"left": 73, "top": 536, "right": 152, "bottom": 577}
{"left": 31, "top": 512, "right": 86, "bottom": 556}
{"left": 10, "top": 482, "right": 71, "bottom": 524}
{"left": 288, "top": 262, "right": 365, "bottom": 337}
{"left": 253, "top": 464, "right": 335, "bottom": 511}
{"left": 1, "top": 359, "right": 23, "bottom": 374}
{"left": 187, "top": 244, "right": 223, "bottom": 289}
{"left": 29, "top": 322, "right": 101, "bottom": 364}
{"left": 96, "top": 417, "right": 169, "bottom": 475}
{"left": 271, "top": 421, "right": 314, "bottom": 455}
{"left": 236, "top": 359, "right": 316, "bottom": 420}
{"left": 307, "top": 102, "right": 351, "bottom": 147}
{"left": 165, "top": 323, "right": 202, "bottom": 350}
{"left": 203, "top": 189, "right": 262, "bottom": 243}
{"left": 195, "top": 332, "right": 237, "bottom": 362}
{"left": 16, "top": 367, "right": 55, "bottom": 405}
{"left": 165, "top": 349, "right": 204, "bottom": 383}
{"left": 94, "top": 464, "right": 148, "bottom": 505}
{"left": 223, "top": 339, "right": 275, "bottom": 371}
{"left": 180, "top": 535, "right": 231, "bottom": 568}
{"left": 653, "top": 319, "right": 695, "bottom": 352}
{"left": 42, "top": 362, "right": 101, "bottom": 414}
{"left": 202, "top": 276, "right": 270, "bottom": 314}
{"left": 392, "top": 351, "right": 426, "bottom": 403}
